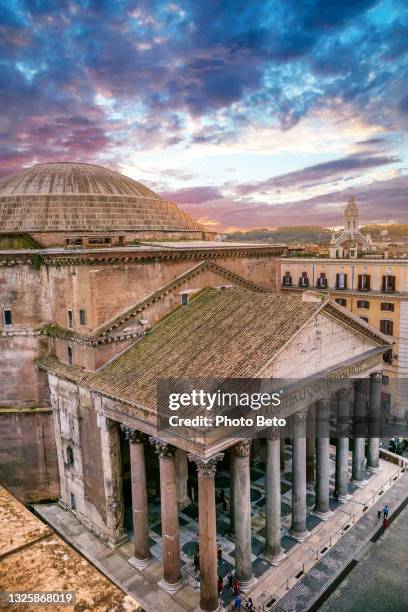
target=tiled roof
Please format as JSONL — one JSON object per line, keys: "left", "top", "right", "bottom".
{"left": 36, "top": 290, "right": 390, "bottom": 412}
{"left": 89, "top": 290, "right": 322, "bottom": 408}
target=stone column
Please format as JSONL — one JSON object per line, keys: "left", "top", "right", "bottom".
{"left": 151, "top": 440, "right": 183, "bottom": 593}
{"left": 290, "top": 410, "right": 309, "bottom": 541}
{"left": 99, "top": 415, "right": 126, "bottom": 548}
{"left": 121, "top": 426, "right": 152, "bottom": 568}
{"left": 306, "top": 404, "right": 316, "bottom": 488}
{"left": 189, "top": 454, "right": 224, "bottom": 612}
{"left": 367, "top": 372, "right": 382, "bottom": 473}
{"left": 229, "top": 451, "right": 235, "bottom": 534}
{"left": 335, "top": 388, "right": 351, "bottom": 502}
{"left": 313, "top": 399, "right": 331, "bottom": 520}
{"left": 264, "top": 430, "right": 285, "bottom": 564}
{"left": 175, "top": 449, "right": 191, "bottom": 508}
{"left": 351, "top": 380, "right": 368, "bottom": 486}
{"left": 280, "top": 438, "right": 286, "bottom": 472}
{"left": 232, "top": 439, "right": 255, "bottom": 589}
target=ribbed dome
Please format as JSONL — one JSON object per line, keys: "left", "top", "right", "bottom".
{"left": 0, "top": 162, "right": 204, "bottom": 235}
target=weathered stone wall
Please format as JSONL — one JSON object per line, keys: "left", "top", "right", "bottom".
{"left": 0, "top": 263, "right": 51, "bottom": 328}
{"left": 0, "top": 335, "right": 49, "bottom": 408}
{"left": 0, "top": 409, "right": 59, "bottom": 502}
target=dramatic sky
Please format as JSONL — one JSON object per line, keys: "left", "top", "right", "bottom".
{"left": 0, "top": 1, "right": 407, "bottom": 230}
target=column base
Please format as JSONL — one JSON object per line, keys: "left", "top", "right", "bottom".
{"left": 177, "top": 496, "right": 191, "bottom": 510}
{"left": 289, "top": 528, "right": 310, "bottom": 543}
{"left": 158, "top": 577, "right": 184, "bottom": 594}
{"left": 366, "top": 464, "right": 381, "bottom": 474}
{"left": 194, "top": 604, "right": 221, "bottom": 612}
{"left": 107, "top": 532, "right": 129, "bottom": 550}
{"left": 306, "top": 482, "right": 315, "bottom": 492}
{"left": 311, "top": 509, "right": 332, "bottom": 521}
{"left": 238, "top": 575, "right": 257, "bottom": 592}
{"left": 263, "top": 548, "right": 286, "bottom": 566}
{"left": 351, "top": 478, "right": 367, "bottom": 488}
{"left": 58, "top": 498, "right": 68, "bottom": 511}
{"left": 338, "top": 493, "right": 352, "bottom": 504}
{"left": 128, "top": 554, "right": 154, "bottom": 570}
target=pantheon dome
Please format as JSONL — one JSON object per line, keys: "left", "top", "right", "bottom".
{"left": 0, "top": 162, "right": 209, "bottom": 246}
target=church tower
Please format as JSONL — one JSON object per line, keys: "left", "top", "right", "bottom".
{"left": 344, "top": 196, "right": 359, "bottom": 231}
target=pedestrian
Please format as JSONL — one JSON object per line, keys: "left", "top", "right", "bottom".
{"left": 194, "top": 552, "right": 200, "bottom": 573}
{"left": 233, "top": 577, "right": 241, "bottom": 595}
{"left": 234, "top": 594, "right": 242, "bottom": 610}
{"left": 218, "top": 575, "right": 223, "bottom": 596}
{"left": 377, "top": 507, "right": 382, "bottom": 520}
{"left": 383, "top": 504, "right": 389, "bottom": 519}
{"left": 228, "top": 572, "right": 233, "bottom": 591}
{"left": 246, "top": 597, "right": 254, "bottom": 610}
{"left": 220, "top": 488, "right": 227, "bottom": 512}
{"left": 218, "top": 546, "right": 223, "bottom": 561}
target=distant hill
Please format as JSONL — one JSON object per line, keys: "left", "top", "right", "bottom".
{"left": 361, "top": 224, "right": 408, "bottom": 241}
{"left": 226, "top": 226, "right": 332, "bottom": 244}
{"left": 227, "top": 224, "right": 408, "bottom": 244}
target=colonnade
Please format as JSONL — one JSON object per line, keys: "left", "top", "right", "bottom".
{"left": 116, "top": 373, "right": 382, "bottom": 612}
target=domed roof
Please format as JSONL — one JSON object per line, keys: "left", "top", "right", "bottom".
{"left": 0, "top": 162, "right": 204, "bottom": 235}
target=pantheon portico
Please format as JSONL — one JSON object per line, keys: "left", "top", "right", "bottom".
{"left": 37, "top": 289, "right": 390, "bottom": 611}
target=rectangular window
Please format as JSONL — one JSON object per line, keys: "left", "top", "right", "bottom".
{"left": 381, "top": 392, "right": 391, "bottom": 414}
{"left": 380, "top": 320, "right": 394, "bottom": 335}
{"left": 67, "top": 346, "right": 73, "bottom": 365}
{"left": 70, "top": 492, "right": 77, "bottom": 511}
{"left": 357, "top": 300, "right": 370, "bottom": 309}
{"left": 79, "top": 309, "right": 87, "bottom": 326}
{"left": 3, "top": 309, "right": 12, "bottom": 326}
{"left": 383, "top": 349, "right": 393, "bottom": 364}
{"left": 67, "top": 310, "right": 74, "bottom": 329}
{"left": 181, "top": 293, "right": 189, "bottom": 306}
{"left": 335, "top": 298, "right": 347, "bottom": 307}
{"left": 358, "top": 274, "right": 371, "bottom": 290}
{"left": 282, "top": 272, "right": 292, "bottom": 286}
{"left": 360, "top": 316, "right": 369, "bottom": 323}
{"left": 88, "top": 237, "right": 111, "bottom": 245}
{"left": 381, "top": 302, "right": 394, "bottom": 312}
{"left": 316, "top": 273, "right": 327, "bottom": 288}
{"left": 336, "top": 272, "right": 347, "bottom": 289}
{"left": 382, "top": 375, "right": 390, "bottom": 386}
{"left": 382, "top": 275, "right": 396, "bottom": 292}
{"left": 299, "top": 272, "right": 309, "bottom": 287}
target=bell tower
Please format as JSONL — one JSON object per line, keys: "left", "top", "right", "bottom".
{"left": 344, "top": 196, "right": 359, "bottom": 231}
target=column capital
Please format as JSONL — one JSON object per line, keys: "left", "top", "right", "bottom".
{"left": 293, "top": 408, "right": 308, "bottom": 425}
{"left": 149, "top": 438, "right": 176, "bottom": 458}
{"left": 232, "top": 438, "right": 251, "bottom": 457}
{"left": 188, "top": 453, "right": 224, "bottom": 479}
{"left": 120, "top": 424, "right": 144, "bottom": 444}
{"left": 337, "top": 386, "right": 353, "bottom": 402}
{"left": 267, "top": 427, "right": 281, "bottom": 441}
{"left": 370, "top": 371, "right": 383, "bottom": 381}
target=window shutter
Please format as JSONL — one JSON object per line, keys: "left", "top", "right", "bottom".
{"left": 358, "top": 274, "right": 362, "bottom": 289}
{"left": 366, "top": 275, "right": 371, "bottom": 290}
{"left": 344, "top": 273, "right": 348, "bottom": 289}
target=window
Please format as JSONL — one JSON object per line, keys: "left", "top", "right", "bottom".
{"left": 380, "top": 320, "right": 394, "bottom": 335}
{"left": 382, "top": 275, "right": 395, "bottom": 292}
{"left": 360, "top": 316, "right": 369, "bottom": 323}
{"left": 381, "top": 302, "right": 394, "bottom": 312}
{"left": 79, "top": 309, "right": 87, "bottom": 326}
{"left": 358, "top": 274, "right": 371, "bottom": 290}
{"left": 316, "top": 273, "right": 327, "bottom": 288}
{"left": 336, "top": 272, "right": 347, "bottom": 289}
{"left": 66, "top": 446, "right": 74, "bottom": 465}
{"left": 88, "top": 237, "right": 111, "bottom": 245}
{"left": 67, "top": 310, "right": 74, "bottom": 329}
{"left": 382, "top": 375, "right": 390, "bottom": 386}
{"left": 357, "top": 300, "right": 370, "bottom": 309}
{"left": 335, "top": 298, "right": 347, "bottom": 307}
{"left": 383, "top": 349, "right": 393, "bottom": 364}
{"left": 299, "top": 272, "right": 309, "bottom": 288}
{"left": 70, "top": 492, "right": 77, "bottom": 511}
{"left": 282, "top": 271, "right": 292, "bottom": 286}
{"left": 67, "top": 346, "right": 73, "bottom": 365}
{"left": 181, "top": 293, "right": 189, "bottom": 306}
{"left": 381, "top": 392, "right": 391, "bottom": 414}
{"left": 3, "top": 309, "right": 12, "bottom": 326}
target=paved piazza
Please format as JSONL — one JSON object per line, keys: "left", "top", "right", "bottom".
{"left": 35, "top": 446, "right": 403, "bottom": 611}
